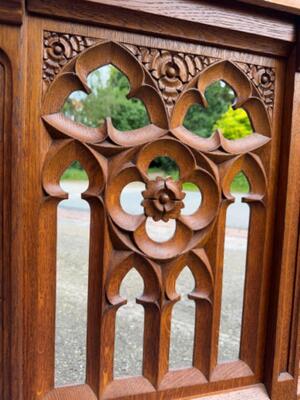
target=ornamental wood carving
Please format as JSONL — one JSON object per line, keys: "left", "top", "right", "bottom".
{"left": 42, "top": 31, "right": 276, "bottom": 117}
{"left": 39, "top": 38, "right": 273, "bottom": 400}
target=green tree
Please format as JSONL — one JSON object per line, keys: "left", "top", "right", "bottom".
{"left": 214, "top": 106, "right": 252, "bottom": 139}
{"left": 183, "top": 81, "right": 235, "bottom": 137}
{"left": 62, "top": 65, "right": 149, "bottom": 130}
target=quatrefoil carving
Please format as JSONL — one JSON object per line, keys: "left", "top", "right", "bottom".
{"left": 106, "top": 138, "right": 220, "bottom": 260}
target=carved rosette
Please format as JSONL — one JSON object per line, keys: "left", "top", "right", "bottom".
{"left": 142, "top": 177, "right": 185, "bottom": 222}
{"left": 238, "top": 63, "right": 275, "bottom": 116}
{"left": 125, "top": 44, "right": 214, "bottom": 114}
{"left": 43, "top": 31, "right": 97, "bottom": 83}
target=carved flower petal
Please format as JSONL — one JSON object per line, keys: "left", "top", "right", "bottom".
{"left": 179, "top": 167, "right": 220, "bottom": 230}
{"left": 142, "top": 177, "right": 165, "bottom": 199}
{"left": 133, "top": 219, "right": 193, "bottom": 260}
{"left": 165, "top": 178, "right": 186, "bottom": 200}
{"left": 105, "top": 166, "right": 145, "bottom": 232}
{"left": 142, "top": 198, "right": 164, "bottom": 218}
{"left": 136, "top": 138, "right": 196, "bottom": 180}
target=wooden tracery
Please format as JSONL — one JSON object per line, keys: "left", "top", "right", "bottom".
{"left": 35, "top": 37, "right": 276, "bottom": 400}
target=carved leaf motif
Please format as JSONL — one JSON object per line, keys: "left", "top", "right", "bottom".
{"left": 43, "top": 31, "right": 97, "bottom": 83}
{"left": 42, "top": 32, "right": 276, "bottom": 115}
{"left": 125, "top": 44, "right": 216, "bottom": 114}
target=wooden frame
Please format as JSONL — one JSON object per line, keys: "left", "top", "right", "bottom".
{"left": 1, "top": 1, "right": 300, "bottom": 400}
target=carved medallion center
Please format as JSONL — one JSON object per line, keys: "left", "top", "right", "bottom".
{"left": 142, "top": 177, "right": 185, "bottom": 222}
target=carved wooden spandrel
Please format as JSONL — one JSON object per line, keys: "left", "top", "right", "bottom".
{"left": 40, "top": 38, "right": 273, "bottom": 400}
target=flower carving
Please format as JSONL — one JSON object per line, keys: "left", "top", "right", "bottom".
{"left": 125, "top": 44, "right": 213, "bottom": 114}
{"left": 105, "top": 138, "right": 220, "bottom": 260}
{"left": 237, "top": 63, "right": 275, "bottom": 114}
{"left": 142, "top": 177, "right": 185, "bottom": 222}
{"left": 43, "top": 31, "right": 96, "bottom": 83}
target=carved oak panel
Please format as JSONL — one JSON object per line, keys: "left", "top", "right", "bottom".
{"left": 38, "top": 33, "right": 277, "bottom": 400}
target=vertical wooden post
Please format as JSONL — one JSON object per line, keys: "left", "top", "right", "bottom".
{"left": 264, "top": 27, "right": 300, "bottom": 397}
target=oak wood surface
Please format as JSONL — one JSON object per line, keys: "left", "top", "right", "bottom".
{"left": 1, "top": 2, "right": 300, "bottom": 400}
{"left": 0, "top": 24, "right": 26, "bottom": 400}
{"left": 30, "top": 0, "right": 295, "bottom": 42}
{"left": 26, "top": 0, "right": 294, "bottom": 57}
{"left": 237, "top": 0, "right": 300, "bottom": 15}
{"left": 0, "top": 0, "right": 23, "bottom": 25}
{"left": 20, "top": 10, "right": 289, "bottom": 400}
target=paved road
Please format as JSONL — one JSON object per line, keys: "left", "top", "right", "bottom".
{"left": 60, "top": 181, "right": 250, "bottom": 230}
{"left": 55, "top": 199, "right": 248, "bottom": 386}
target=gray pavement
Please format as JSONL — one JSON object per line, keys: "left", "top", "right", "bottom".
{"left": 55, "top": 181, "right": 249, "bottom": 386}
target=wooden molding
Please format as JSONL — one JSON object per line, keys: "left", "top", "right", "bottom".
{"left": 27, "top": 0, "right": 295, "bottom": 57}
{"left": 0, "top": 0, "right": 23, "bottom": 25}
{"left": 197, "top": 384, "right": 270, "bottom": 399}
{"left": 237, "top": 0, "right": 300, "bottom": 16}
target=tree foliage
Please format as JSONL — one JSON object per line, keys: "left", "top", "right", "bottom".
{"left": 183, "top": 81, "right": 236, "bottom": 137}
{"left": 63, "top": 65, "right": 149, "bottom": 130}
{"left": 62, "top": 67, "right": 252, "bottom": 173}
{"left": 214, "top": 106, "right": 252, "bottom": 139}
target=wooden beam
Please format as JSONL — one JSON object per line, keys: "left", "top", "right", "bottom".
{"left": 27, "top": 0, "right": 295, "bottom": 43}
{"left": 0, "top": 0, "right": 24, "bottom": 25}
{"left": 237, "top": 0, "right": 300, "bottom": 16}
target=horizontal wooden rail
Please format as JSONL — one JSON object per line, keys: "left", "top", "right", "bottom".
{"left": 27, "top": 0, "right": 295, "bottom": 57}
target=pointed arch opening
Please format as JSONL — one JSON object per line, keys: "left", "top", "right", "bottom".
{"left": 55, "top": 161, "right": 90, "bottom": 387}
{"left": 183, "top": 80, "right": 253, "bottom": 139}
{"left": 62, "top": 64, "right": 149, "bottom": 130}
{"left": 114, "top": 268, "right": 145, "bottom": 378}
{"left": 218, "top": 171, "right": 250, "bottom": 363}
{"left": 169, "top": 266, "right": 196, "bottom": 370}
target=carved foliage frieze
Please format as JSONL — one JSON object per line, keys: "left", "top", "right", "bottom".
{"left": 42, "top": 31, "right": 276, "bottom": 115}
{"left": 43, "top": 31, "right": 97, "bottom": 83}
{"left": 124, "top": 44, "right": 215, "bottom": 114}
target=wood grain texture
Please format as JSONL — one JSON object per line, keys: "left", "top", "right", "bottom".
{"left": 47, "top": 0, "right": 296, "bottom": 41}
{"left": 197, "top": 384, "right": 270, "bottom": 399}
{"left": 3, "top": 3, "right": 300, "bottom": 400}
{"left": 26, "top": 0, "right": 294, "bottom": 57}
{"left": 237, "top": 0, "right": 300, "bottom": 15}
{"left": 0, "top": 25, "right": 25, "bottom": 400}
{"left": 262, "top": 51, "right": 300, "bottom": 400}
{"left": 28, "top": 22, "right": 279, "bottom": 400}
{"left": 0, "top": 0, "right": 23, "bottom": 25}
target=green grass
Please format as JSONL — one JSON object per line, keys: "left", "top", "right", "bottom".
{"left": 61, "top": 168, "right": 250, "bottom": 193}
